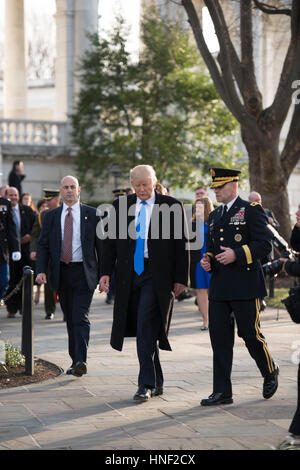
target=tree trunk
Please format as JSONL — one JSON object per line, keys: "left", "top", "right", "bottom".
{"left": 241, "top": 125, "right": 291, "bottom": 241}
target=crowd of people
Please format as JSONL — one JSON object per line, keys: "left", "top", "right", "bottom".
{"left": 0, "top": 160, "right": 299, "bottom": 449}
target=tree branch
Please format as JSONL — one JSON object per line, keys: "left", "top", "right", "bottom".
{"left": 202, "top": 1, "right": 266, "bottom": 143}
{"left": 181, "top": 1, "right": 229, "bottom": 106}
{"left": 280, "top": 101, "right": 300, "bottom": 178}
{"left": 253, "top": 0, "right": 291, "bottom": 17}
{"left": 239, "top": 0, "right": 263, "bottom": 117}
{"left": 206, "top": 1, "right": 244, "bottom": 99}
{"left": 269, "top": 0, "right": 300, "bottom": 127}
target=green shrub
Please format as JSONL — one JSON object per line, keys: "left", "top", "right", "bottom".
{"left": 4, "top": 343, "right": 25, "bottom": 368}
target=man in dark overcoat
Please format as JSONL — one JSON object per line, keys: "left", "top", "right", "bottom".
{"left": 200, "top": 168, "right": 278, "bottom": 406}
{"left": 99, "top": 164, "right": 189, "bottom": 401}
{"left": 0, "top": 196, "right": 20, "bottom": 299}
{"left": 5, "top": 187, "right": 36, "bottom": 317}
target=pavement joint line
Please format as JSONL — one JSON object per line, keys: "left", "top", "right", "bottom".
{"left": 23, "top": 403, "right": 44, "bottom": 425}
{"left": 22, "top": 425, "right": 42, "bottom": 449}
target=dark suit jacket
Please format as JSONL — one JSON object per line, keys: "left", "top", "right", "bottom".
{"left": 0, "top": 197, "right": 20, "bottom": 264}
{"left": 100, "top": 191, "right": 189, "bottom": 352}
{"left": 8, "top": 170, "right": 26, "bottom": 196}
{"left": 291, "top": 225, "right": 300, "bottom": 253}
{"left": 206, "top": 196, "right": 272, "bottom": 301}
{"left": 36, "top": 203, "right": 101, "bottom": 291}
{"left": 18, "top": 204, "right": 37, "bottom": 261}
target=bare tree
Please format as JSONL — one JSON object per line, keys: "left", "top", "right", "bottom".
{"left": 181, "top": 0, "right": 300, "bottom": 239}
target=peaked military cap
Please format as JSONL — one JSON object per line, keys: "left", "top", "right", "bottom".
{"left": 210, "top": 168, "right": 241, "bottom": 188}
{"left": 112, "top": 188, "right": 127, "bottom": 197}
{"left": 42, "top": 188, "right": 60, "bottom": 200}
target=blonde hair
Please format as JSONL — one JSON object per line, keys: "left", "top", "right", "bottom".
{"left": 130, "top": 165, "right": 157, "bottom": 184}
{"left": 155, "top": 182, "right": 167, "bottom": 195}
{"left": 192, "top": 197, "right": 214, "bottom": 223}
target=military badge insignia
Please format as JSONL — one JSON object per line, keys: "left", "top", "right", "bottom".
{"left": 234, "top": 233, "right": 242, "bottom": 242}
{"left": 229, "top": 207, "right": 245, "bottom": 225}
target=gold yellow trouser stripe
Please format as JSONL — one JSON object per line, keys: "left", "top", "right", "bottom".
{"left": 254, "top": 299, "right": 274, "bottom": 373}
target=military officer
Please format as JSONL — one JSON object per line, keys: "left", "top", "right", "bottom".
{"left": 0, "top": 196, "right": 21, "bottom": 299}
{"left": 30, "top": 189, "right": 60, "bottom": 319}
{"left": 200, "top": 168, "right": 279, "bottom": 406}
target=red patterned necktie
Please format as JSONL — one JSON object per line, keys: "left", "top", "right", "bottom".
{"left": 61, "top": 207, "right": 73, "bottom": 263}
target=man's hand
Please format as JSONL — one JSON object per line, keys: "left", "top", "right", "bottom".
{"left": 30, "top": 251, "right": 36, "bottom": 261}
{"left": 21, "top": 234, "right": 31, "bottom": 244}
{"left": 268, "top": 217, "right": 275, "bottom": 226}
{"left": 200, "top": 253, "right": 211, "bottom": 272}
{"left": 36, "top": 273, "right": 47, "bottom": 284}
{"left": 99, "top": 275, "right": 110, "bottom": 293}
{"left": 173, "top": 283, "right": 186, "bottom": 297}
{"left": 279, "top": 258, "right": 289, "bottom": 274}
{"left": 215, "top": 246, "right": 237, "bottom": 265}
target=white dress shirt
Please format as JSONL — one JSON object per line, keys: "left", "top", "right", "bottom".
{"left": 222, "top": 196, "right": 238, "bottom": 213}
{"left": 60, "top": 201, "right": 83, "bottom": 262}
{"left": 135, "top": 191, "right": 156, "bottom": 259}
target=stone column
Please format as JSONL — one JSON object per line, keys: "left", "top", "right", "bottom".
{"left": 54, "top": 0, "right": 98, "bottom": 121}
{"left": 3, "top": 0, "right": 27, "bottom": 118}
{"left": 54, "top": 0, "right": 75, "bottom": 121}
{"left": 74, "top": 0, "right": 98, "bottom": 96}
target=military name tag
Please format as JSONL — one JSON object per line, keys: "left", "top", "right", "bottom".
{"left": 234, "top": 233, "right": 242, "bottom": 242}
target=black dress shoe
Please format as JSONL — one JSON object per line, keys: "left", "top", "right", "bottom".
{"left": 45, "top": 313, "right": 54, "bottom": 320}
{"left": 66, "top": 366, "right": 75, "bottom": 375}
{"left": 151, "top": 385, "right": 163, "bottom": 396}
{"left": 263, "top": 365, "right": 279, "bottom": 399}
{"left": 201, "top": 392, "right": 233, "bottom": 406}
{"left": 72, "top": 362, "right": 87, "bottom": 377}
{"left": 133, "top": 385, "right": 152, "bottom": 402}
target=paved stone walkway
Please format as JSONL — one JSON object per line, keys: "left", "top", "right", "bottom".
{"left": 0, "top": 292, "right": 299, "bottom": 450}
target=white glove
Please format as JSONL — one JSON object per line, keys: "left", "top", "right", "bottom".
{"left": 12, "top": 251, "right": 21, "bottom": 261}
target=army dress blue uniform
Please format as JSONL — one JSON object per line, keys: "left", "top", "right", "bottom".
{"left": 205, "top": 169, "right": 277, "bottom": 400}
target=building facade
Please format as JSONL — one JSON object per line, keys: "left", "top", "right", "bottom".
{"left": 0, "top": 0, "right": 299, "bottom": 217}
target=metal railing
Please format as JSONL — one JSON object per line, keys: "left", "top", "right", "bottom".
{"left": 0, "top": 118, "right": 69, "bottom": 154}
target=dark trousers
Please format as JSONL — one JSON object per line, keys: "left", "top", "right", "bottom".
{"left": 44, "top": 279, "right": 56, "bottom": 315}
{"left": 129, "top": 263, "right": 163, "bottom": 388}
{"left": 289, "top": 363, "right": 300, "bottom": 435}
{"left": 209, "top": 298, "right": 275, "bottom": 395}
{"left": 5, "top": 260, "right": 23, "bottom": 313}
{"left": 5, "top": 252, "right": 32, "bottom": 313}
{"left": 44, "top": 265, "right": 56, "bottom": 315}
{"left": 0, "top": 263, "right": 9, "bottom": 299}
{"left": 58, "top": 263, "right": 94, "bottom": 365}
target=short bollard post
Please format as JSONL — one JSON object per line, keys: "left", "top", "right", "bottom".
{"left": 269, "top": 276, "right": 275, "bottom": 299}
{"left": 21, "top": 266, "right": 34, "bottom": 376}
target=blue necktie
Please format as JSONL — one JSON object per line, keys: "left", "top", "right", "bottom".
{"left": 134, "top": 201, "right": 147, "bottom": 275}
